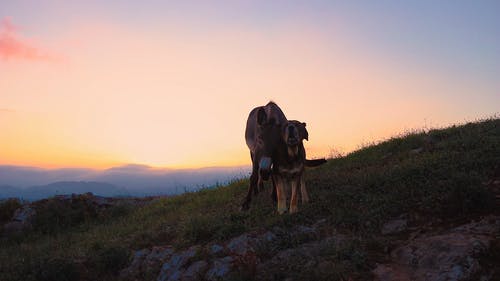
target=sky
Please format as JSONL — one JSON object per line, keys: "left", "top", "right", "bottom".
{"left": 1, "top": 1, "right": 499, "bottom": 170}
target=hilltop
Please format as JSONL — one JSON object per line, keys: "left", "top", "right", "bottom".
{"left": 0, "top": 118, "right": 499, "bottom": 281}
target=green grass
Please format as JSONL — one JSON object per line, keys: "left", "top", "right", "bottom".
{"left": 0, "top": 117, "right": 499, "bottom": 281}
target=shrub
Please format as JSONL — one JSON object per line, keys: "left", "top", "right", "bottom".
{"left": 33, "top": 196, "right": 99, "bottom": 234}
{"left": 88, "top": 244, "right": 130, "bottom": 274}
{"left": 35, "top": 258, "right": 80, "bottom": 281}
{"left": 181, "top": 215, "right": 221, "bottom": 244}
{"left": 0, "top": 198, "right": 22, "bottom": 223}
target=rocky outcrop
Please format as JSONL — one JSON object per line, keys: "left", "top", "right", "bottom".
{"left": 373, "top": 216, "right": 500, "bottom": 281}
{"left": 1, "top": 193, "right": 154, "bottom": 236}
{"left": 119, "top": 223, "right": 332, "bottom": 281}
{"left": 120, "top": 246, "right": 174, "bottom": 281}
{"left": 119, "top": 215, "right": 499, "bottom": 281}
{"left": 381, "top": 218, "right": 408, "bottom": 235}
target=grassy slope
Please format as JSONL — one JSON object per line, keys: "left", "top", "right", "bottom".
{"left": 0, "top": 118, "right": 499, "bottom": 280}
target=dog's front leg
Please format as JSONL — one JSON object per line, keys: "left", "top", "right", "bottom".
{"left": 290, "top": 177, "right": 299, "bottom": 214}
{"left": 300, "top": 175, "right": 309, "bottom": 204}
{"left": 274, "top": 175, "right": 287, "bottom": 215}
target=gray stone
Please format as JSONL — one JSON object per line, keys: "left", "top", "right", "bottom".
{"left": 182, "top": 260, "right": 208, "bottom": 281}
{"left": 409, "top": 147, "right": 424, "bottom": 155}
{"left": 227, "top": 234, "right": 256, "bottom": 256}
{"left": 209, "top": 244, "right": 224, "bottom": 257}
{"left": 167, "top": 270, "right": 182, "bottom": 281}
{"left": 119, "top": 249, "right": 150, "bottom": 280}
{"left": 11, "top": 205, "right": 36, "bottom": 223}
{"left": 260, "top": 231, "right": 277, "bottom": 242}
{"left": 157, "top": 246, "right": 199, "bottom": 281}
{"left": 255, "top": 235, "right": 345, "bottom": 280}
{"left": 3, "top": 205, "right": 36, "bottom": 234}
{"left": 205, "top": 256, "right": 234, "bottom": 281}
{"left": 373, "top": 216, "right": 500, "bottom": 281}
{"left": 120, "top": 245, "right": 176, "bottom": 281}
{"left": 291, "top": 225, "right": 319, "bottom": 241}
{"left": 147, "top": 246, "right": 175, "bottom": 264}
{"left": 381, "top": 219, "right": 408, "bottom": 235}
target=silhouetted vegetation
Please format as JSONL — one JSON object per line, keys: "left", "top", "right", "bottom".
{"left": 0, "top": 198, "right": 22, "bottom": 223}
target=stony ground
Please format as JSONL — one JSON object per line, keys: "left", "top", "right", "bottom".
{"left": 118, "top": 215, "right": 500, "bottom": 281}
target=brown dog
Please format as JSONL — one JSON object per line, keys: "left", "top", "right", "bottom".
{"left": 242, "top": 102, "right": 286, "bottom": 211}
{"left": 242, "top": 102, "right": 326, "bottom": 211}
{"left": 272, "top": 120, "right": 319, "bottom": 214}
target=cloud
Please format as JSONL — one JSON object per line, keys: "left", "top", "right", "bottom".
{"left": 0, "top": 17, "right": 59, "bottom": 61}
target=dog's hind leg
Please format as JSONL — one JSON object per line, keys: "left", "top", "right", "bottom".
{"left": 241, "top": 169, "right": 258, "bottom": 211}
{"left": 300, "top": 175, "right": 309, "bottom": 203}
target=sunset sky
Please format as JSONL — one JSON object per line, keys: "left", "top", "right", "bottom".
{"left": 1, "top": 1, "right": 499, "bottom": 169}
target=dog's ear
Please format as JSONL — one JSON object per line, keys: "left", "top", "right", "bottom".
{"left": 300, "top": 122, "right": 309, "bottom": 141}
{"left": 257, "top": 108, "right": 267, "bottom": 126}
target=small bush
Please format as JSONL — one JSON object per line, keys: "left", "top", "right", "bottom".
{"left": 0, "top": 198, "right": 22, "bottom": 223}
{"left": 33, "top": 196, "right": 98, "bottom": 234}
{"left": 107, "top": 202, "right": 135, "bottom": 218}
{"left": 35, "top": 258, "right": 80, "bottom": 281}
{"left": 88, "top": 244, "right": 130, "bottom": 274}
{"left": 181, "top": 215, "right": 221, "bottom": 244}
{"left": 443, "top": 175, "right": 495, "bottom": 216}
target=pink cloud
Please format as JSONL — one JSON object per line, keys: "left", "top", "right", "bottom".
{"left": 0, "top": 17, "right": 58, "bottom": 61}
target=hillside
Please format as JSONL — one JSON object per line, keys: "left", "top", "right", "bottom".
{"left": 0, "top": 118, "right": 499, "bottom": 281}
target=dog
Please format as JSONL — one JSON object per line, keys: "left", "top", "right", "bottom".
{"left": 272, "top": 120, "right": 323, "bottom": 214}
{"left": 242, "top": 102, "right": 326, "bottom": 211}
{"left": 241, "top": 102, "right": 286, "bottom": 211}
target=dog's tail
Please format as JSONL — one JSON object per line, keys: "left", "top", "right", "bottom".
{"left": 305, "top": 158, "right": 327, "bottom": 167}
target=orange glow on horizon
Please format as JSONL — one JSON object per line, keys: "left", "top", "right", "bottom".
{"left": 1, "top": 16, "right": 498, "bottom": 170}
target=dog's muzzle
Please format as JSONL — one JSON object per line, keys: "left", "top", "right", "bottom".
{"left": 287, "top": 137, "right": 299, "bottom": 146}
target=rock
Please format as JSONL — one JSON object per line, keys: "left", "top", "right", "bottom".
{"left": 146, "top": 246, "right": 175, "bottom": 265}
{"left": 11, "top": 205, "right": 36, "bottom": 223}
{"left": 373, "top": 216, "right": 500, "bottom": 281}
{"left": 120, "top": 222, "right": 329, "bottom": 281}
{"left": 157, "top": 246, "right": 199, "bottom": 281}
{"left": 209, "top": 244, "right": 224, "bottom": 257}
{"left": 120, "top": 246, "right": 177, "bottom": 281}
{"left": 409, "top": 147, "right": 424, "bottom": 155}
{"left": 372, "top": 264, "right": 411, "bottom": 281}
{"left": 291, "top": 225, "right": 319, "bottom": 242}
{"left": 381, "top": 219, "right": 408, "bottom": 235}
{"left": 119, "top": 249, "right": 151, "bottom": 280}
{"left": 255, "top": 236, "right": 344, "bottom": 280}
{"left": 205, "top": 256, "right": 234, "bottom": 281}
{"left": 3, "top": 205, "right": 36, "bottom": 234}
{"left": 182, "top": 260, "right": 208, "bottom": 281}
{"left": 227, "top": 234, "right": 256, "bottom": 256}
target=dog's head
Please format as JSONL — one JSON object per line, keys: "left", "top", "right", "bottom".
{"left": 283, "top": 120, "right": 308, "bottom": 147}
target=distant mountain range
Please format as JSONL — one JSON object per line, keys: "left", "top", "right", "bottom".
{"left": 0, "top": 164, "right": 251, "bottom": 200}
{"left": 0, "top": 181, "right": 129, "bottom": 200}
